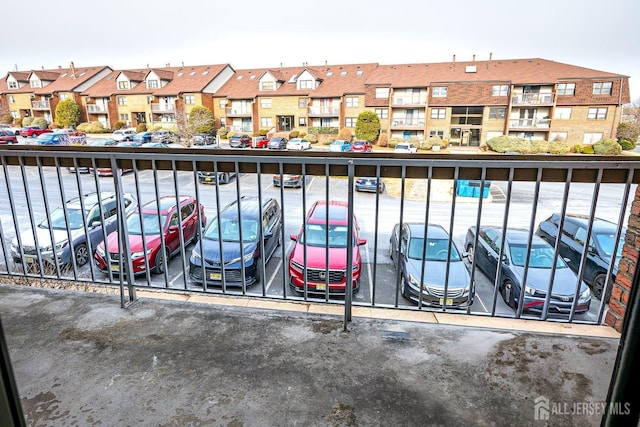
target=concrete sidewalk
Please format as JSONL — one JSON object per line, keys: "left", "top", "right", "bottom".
{"left": 0, "top": 283, "right": 621, "bottom": 426}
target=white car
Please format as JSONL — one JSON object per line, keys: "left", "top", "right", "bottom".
{"left": 394, "top": 142, "right": 418, "bottom": 153}
{"left": 286, "top": 138, "right": 311, "bottom": 151}
{"left": 112, "top": 129, "right": 137, "bottom": 142}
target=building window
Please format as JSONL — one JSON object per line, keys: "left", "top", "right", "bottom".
{"left": 431, "top": 108, "right": 446, "bottom": 119}
{"left": 550, "top": 132, "right": 568, "bottom": 141}
{"left": 584, "top": 133, "right": 603, "bottom": 144}
{"left": 488, "top": 108, "right": 505, "bottom": 119}
{"left": 261, "top": 81, "right": 275, "bottom": 91}
{"left": 8, "top": 95, "right": 15, "bottom": 103}
{"left": 59, "top": 93, "right": 68, "bottom": 100}
{"left": 117, "top": 96, "right": 126, "bottom": 106}
{"left": 554, "top": 107, "right": 572, "bottom": 120}
{"left": 184, "top": 95, "right": 195, "bottom": 104}
{"left": 299, "top": 117, "right": 307, "bottom": 127}
{"left": 429, "top": 130, "right": 444, "bottom": 138}
{"left": 299, "top": 80, "right": 313, "bottom": 89}
{"left": 118, "top": 81, "right": 129, "bottom": 90}
{"left": 492, "top": 85, "right": 509, "bottom": 96}
{"left": 346, "top": 97, "right": 358, "bottom": 107}
{"left": 220, "top": 118, "right": 226, "bottom": 128}
{"left": 219, "top": 100, "right": 227, "bottom": 108}
{"left": 587, "top": 107, "right": 607, "bottom": 120}
{"left": 30, "top": 79, "right": 42, "bottom": 88}
{"left": 345, "top": 117, "right": 357, "bottom": 127}
{"left": 8, "top": 81, "right": 17, "bottom": 89}
{"left": 593, "top": 82, "right": 612, "bottom": 95}
{"left": 260, "top": 117, "right": 273, "bottom": 128}
{"left": 375, "top": 108, "right": 388, "bottom": 119}
{"left": 147, "top": 79, "right": 159, "bottom": 89}
{"left": 375, "top": 88, "right": 389, "bottom": 99}
{"left": 261, "top": 98, "right": 271, "bottom": 108}
{"left": 298, "top": 98, "right": 309, "bottom": 108}
{"left": 119, "top": 114, "right": 128, "bottom": 122}
{"left": 432, "top": 86, "right": 448, "bottom": 97}
{"left": 557, "top": 83, "right": 575, "bottom": 95}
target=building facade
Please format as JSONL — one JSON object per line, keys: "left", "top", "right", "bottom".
{"left": 1, "top": 58, "right": 630, "bottom": 146}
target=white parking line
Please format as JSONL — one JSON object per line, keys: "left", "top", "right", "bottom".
{"left": 474, "top": 290, "right": 488, "bottom": 312}
{"left": 364, "top": 243, "right": 374, "bottom": 298}
{"left": 265, "top": 240, "right": 295, "bottom": 294}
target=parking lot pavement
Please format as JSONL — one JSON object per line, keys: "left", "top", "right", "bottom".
{"left": 0, "top": 283, "right": 620, "bottom": 426}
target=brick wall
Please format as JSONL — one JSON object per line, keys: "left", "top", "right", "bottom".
{"left": 605, "top": 185, "right": 640, "bottom": 332}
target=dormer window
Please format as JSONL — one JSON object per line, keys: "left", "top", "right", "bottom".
{"left": 118, "top": 81, "right": 129, "bottom": 90}
{"left": 299, "top": 80, "right": 313, "bottom": 89}
{"left": 327, "top": 72, "right": 333, "bottom": 77}
{"left": 147, "top": 79, "right": 159, "bottom": 89}
{"left": 30, "top": 79, "right": 42, "bottom": 88}
{"left": 340, "top": 71, "right": 347, "bottom": 76}
{"left": 261, "top": 81, "right": 275, "bottom": 91}
{"left": 356, "top": 70, "right": 363, "bottom": 76}
{"left": 8, "top": 81, "right": 17, "bottom": 89}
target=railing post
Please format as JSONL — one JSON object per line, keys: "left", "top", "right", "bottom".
{"left": 344, "top": 160, "right": 355, "bottom": 330}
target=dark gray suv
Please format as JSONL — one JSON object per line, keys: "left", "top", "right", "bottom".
{"left": 536, "top": 213, "right": 625, "bottom": 303}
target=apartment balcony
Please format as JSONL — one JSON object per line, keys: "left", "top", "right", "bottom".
{"left": 151, "top": 103, "right": 175, "bottom": 113}
{"left": 509, "top": 118, "right": 551, "bottom": 130}
{"left": 86, "top": 104, "right": 108, "bottom": 114}
{"left": 225, "top": 108, "right": 252, "bottom": 118}
{"left": 390, "top": 98, "right": 426, "bottom": 107}
{"left": 390, "top": 119, "right": 425, "bottom": 130}
{"left": 307, "top": 106, "right": 340, "bottom": 117}
{"left": 511, "top": 93, "right": 555, "bottom": 106}
{"left": 31, "top": 100, "right": 50, "bottom": 110}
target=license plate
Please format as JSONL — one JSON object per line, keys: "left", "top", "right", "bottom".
{"left": 209, "top": 272, "right": 221, "bottom": 280}
{"left": 24, "top": 256, "right": 35, "bottom": 263}
{"left": 205, "top": 177, "right": 212, "bottom": 182}
{"left": 439, "top": 298, "right": 453, "bottom": 306}
{"left": 110, "top": 264, "right": 120, "bottom": 272}
{"left": 316, "top": 283, "right": 326, "bottom": 290}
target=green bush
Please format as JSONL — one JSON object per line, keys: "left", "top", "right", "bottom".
{"left": 298, "top": 131, "right": 307, "bottom": 138}
{"left": 309, "top": 126, "right": 339, "bottom": 135}
{"left": 424, "top": 136, "right": 444, "bottom": 150}
{"left": 322, "top": 138, "right": 334, "bottom": 146}
{"left": 593, "top": 138, "right": 622, "bottom": 155}
{"left": 289, "top": 130, "right": 299, "bottom": 139}
{"left": 548, "top": 141, "right": 571, "bottom": 154}
{"left": 114, "top": 121, "right": 125, "bottom": 130}
{"left": 531, "top": 140, "right": 550, "bottom": 153}
{"left": 257, "top": 128, "right": 270, "bottom": 136}
{"left": 574, "top": 144, "right": 594, "bottom": 154}
{"left": 77, "top": 121, "right": 107, "bottom": 133}
{"left": 305, "top": 134, "right": 318, "bottom": 143}
{"left": 31, "top": 117, "right": 48, "bottom": 129}
{"left": 136, "top": 123, "right": 147, "bottom": 132}
{"left": 1, "top": 114, "right": 12, "bottom": 125}
{"left": 217, "top": 128, "right": 228, "bottom": 139}
{"left": 22, "top": 117, "right": 34, "bottom": 126}
{"left": 387, "top": 138, "right": 405, "bottom": 149}
{"left": 13, "top": 117, "right": 22, "bottom": 127}
{"left": 619, "top": 139, "right": 635, "bottom": 150}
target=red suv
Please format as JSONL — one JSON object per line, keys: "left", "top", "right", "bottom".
{"left": 288, "top": 200, "right": 367, "bottom": 295}
{"left": 19, "top": 126, "right": 53, "bottom": 138}
{"left": 95, "top": 195, "right": 206, "bottom": 275}
{"left": 351, "top": 140, "right": 372, "bottom": 152}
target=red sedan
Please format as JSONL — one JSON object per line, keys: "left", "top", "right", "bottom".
{"left": 19, "top": 126, "right": 53, "bottom": 138}
{"left": 252, "top": 136, "right": 270, "bottom": 148}
{"left": 95, "top": 195, "right": 206, "bottom": 275}
{"left": 0, "top": 129, "right": 18, "bottom": 144}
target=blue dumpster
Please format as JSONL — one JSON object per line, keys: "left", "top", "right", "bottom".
{"left": 456, "top": 180, "right": 491, "bottom": 198}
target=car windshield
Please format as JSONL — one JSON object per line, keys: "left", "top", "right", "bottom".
{"left": 204, "top": 218, "right": 258, "bottom": 242}
{"left": 408, "top": 238, "right": 461, "bottom": 261}
{"left": 301, "top": 224, "right": 351, "bottom": 248}
{"left": 126, "top": 212, "right": 168, "bottom": 235}
{"left": 39, "top": 207, "right": 88, "bottom": 230}
{"left": 508, "top": 244, "right": 566, "bottom": 268}
{"left": 595, "top": 232, "right": 624, "bottom": 258}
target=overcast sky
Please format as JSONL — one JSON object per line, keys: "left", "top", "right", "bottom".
{"left": 2, "top": 0, "right": 638, "bottom": 100}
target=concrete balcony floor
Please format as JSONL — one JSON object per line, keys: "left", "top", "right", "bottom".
{"left": 0, "top": 283, "right": 620, "bottom": 426}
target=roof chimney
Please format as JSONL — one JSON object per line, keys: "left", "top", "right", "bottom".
{"left": 472, "top": 54, "right": 476, "bottom": 62}
{"left": 489, "top": 52, "right": 493, "bottom": 61}
{"left": 453, "top": 54, "right": 456, "bottom": 62}
{"left": 70, "top": 61, "right": 76, "bottom": 78}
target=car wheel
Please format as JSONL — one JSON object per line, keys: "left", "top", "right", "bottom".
{"left": 154, "top": 249, "right": 169, "bottom": 274}
{"left": 220, "top": 173, "right": 229, "bottom": 184}
{"left": 74, "top": 243, "right": 89, "bottom": 267}
{"left": 254, "top": 258, "right": 261, "bottom": 284}
{"left": 466, "top": 244, "right": 474, "bottom": 264}
{"left": 592, "top": 273, "right": 612, "bottom": 303}
{"left": 501, "top": 279, "right": 514, "bottom": 308}
{"left": 400, "top": 274, "right": 411, "bottom": 300}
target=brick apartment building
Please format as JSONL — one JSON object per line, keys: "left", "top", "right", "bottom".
{"left": 1, "top": 57, "right": 631, "bottom": 146}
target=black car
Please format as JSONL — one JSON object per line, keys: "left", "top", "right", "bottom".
{"left": 267, "top": 137, "right": 288, "bottom": 150}
{"left": 389, "top": 223, "right": 473, "bottom": 307}
{"left": 536, "top": 213, "right": 625, "bottom": 302}
{"left": 228, "top": 134, "right": 252, "bottom": 148}
{"left": 355, "top": 177, "right": 385, "bottom": 193}
{"left": 465, "top": 226, "right": 591, "bottom": 314}
{"left": 192, "top": 133, "right": 218, "bottom": 147}
{"left": 189, "top": 196, "right": 282, "bottom": 287}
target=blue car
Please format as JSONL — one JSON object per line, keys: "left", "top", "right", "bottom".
{"left": 134, "top": 132, "right": 153, "bottom": 144}
{"left": 329, "top": 139, "right": 353, "bottom": 152}
{"left": 189, "top": 197, "right": 282, "bottom": 287}
{"left": 35, "top": 133, "right": 69, "bottom": 145}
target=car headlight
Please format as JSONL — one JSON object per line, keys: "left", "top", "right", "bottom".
{"left": 96, "top": 246, "right": 105, "bottom": 257}
{"left": 225, "top": 252, "right": 254, "bottom": 266}
{"left": 352, "top": 263, "right": 359, "bottom": 272}
{"left": 407, "top": 273, "right": 421, "bottom": 286}
{"left": 525, "top": 285, "right": 545, "bottom": 298}
{"left": 580, "top": 287, "right": 591, "bottom": 300}
{"left": 132, "top": 249, "right": 152, "bottom": 259}
{"left": 190, "top": 250, "right": 201, "bottom": 261}
{"left": 524, "top": 285, "right": 535, "bottom": 296}
{"left": 45, "top": 240, "right": 69, "bottom": 252}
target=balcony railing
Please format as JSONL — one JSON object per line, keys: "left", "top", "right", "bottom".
{"left": 151, "top": 104, "right": 175, "bottom": 113}
{"left": 511, "top": 93, "right": 555, "bottom": 105}
{"left": 391, "top": 98, "right": 426, "bottom": 107}
{"left": 308, "top": 106, "right": 340, "bottom": 117}
{"left": 31, "top": 101, "right": 50, "bottom": 110}
{"left": 87, "top": 104, "right": 108, "bottom": 114}
{"left": 509, "top": 118, "right": 551, "bottom": 129}
{"left": 0, "top": 145, "right": 637, "bottom": 329}
{"left": 225, "top": 108, "right": 252, "bottom": 117}
{"left": 391, "top": 119, "right": 426, "bottom": 128}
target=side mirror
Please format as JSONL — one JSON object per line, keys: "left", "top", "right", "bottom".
{"left": 290, "top": 233, "right": 298, "bottom": 241}
{"left": 89, "top": 219, "right": 102, "bottom": 228}
{"left": 358, "top": 238, "right": 367, "bottom": 246}
{"left": 169, "top": 225, "right": 179, "bottom": 232}
{"left": 264, "top": 231, "right": 273, "bottom": 239}
{"left": 501, "top": 254, "right": 509, "bottom": 265}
